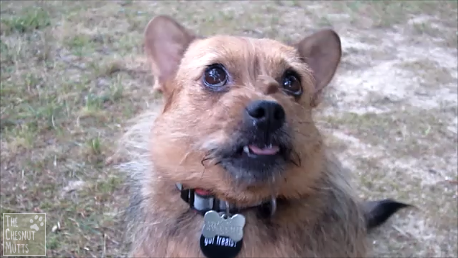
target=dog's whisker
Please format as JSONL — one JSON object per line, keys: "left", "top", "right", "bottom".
{"left": 179, "top": 151, "right": 193, "bottom": 166}
{"left": 200, "top": 166, "right": 206, "bottom": 180}
{"left": 291, "top": 150, "right": 302, "bottom": 167}
{"left": 293, "top": 133, "right": 317, "bottom": 142}
{"left": 200, "top": 149, "right": 223, "bottom": 169}
{"left": 208, "top": 159, "right": 222, "bottom": 168}
{"left": 288, "top": 157, "right": 300, "bottom": 167}
{"left": 296, "top": 120, "right": 314, "bottom": 125}
{"left": 291, "top": 130, "right": 309, "bottom": 137}
{"left": 200, "top": 156, "right": 212, "bottom": 167}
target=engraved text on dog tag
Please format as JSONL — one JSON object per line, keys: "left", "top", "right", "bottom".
{"left": 200, "top": 210, "right": 246, "bottom": 258}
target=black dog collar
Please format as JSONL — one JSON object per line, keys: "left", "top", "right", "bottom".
{"left": 176, "top": 183, "right": 277, "bottom": 217}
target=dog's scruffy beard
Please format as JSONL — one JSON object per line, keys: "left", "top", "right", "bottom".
{"left": 200, "top": 125, "right": 302, "bottom": 188}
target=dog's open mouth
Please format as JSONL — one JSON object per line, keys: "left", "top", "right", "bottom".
{"left": 241, "top": 144, "right": 281, "bottom": 157}
{"left": 215, "top": 135, "right": 291, "bottom": 184}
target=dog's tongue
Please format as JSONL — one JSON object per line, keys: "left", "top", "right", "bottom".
{"left": 248, "top": 145, "right": 280, "bottom": 155}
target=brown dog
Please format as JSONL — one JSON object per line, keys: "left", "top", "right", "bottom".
{"left": 118, "top": 15, "right": 410, "bottom": 257}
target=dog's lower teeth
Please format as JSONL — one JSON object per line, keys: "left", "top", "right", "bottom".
{"left": 243, "top": 146, "right": 250, "bottom": 154}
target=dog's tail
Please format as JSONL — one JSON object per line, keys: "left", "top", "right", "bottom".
{"left": 363, "top": 198, "right": 411, "bottom": 231}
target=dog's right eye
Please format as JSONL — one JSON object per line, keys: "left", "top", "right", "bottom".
{"left": 203, "top": 64, "right": 228, "bottom": 90}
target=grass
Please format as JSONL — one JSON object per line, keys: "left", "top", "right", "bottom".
{"left": 1, "top": 1, "right": 457, "bottom": 257}
{"left": 0, "top": 6, "right": 51, "bottom": 35}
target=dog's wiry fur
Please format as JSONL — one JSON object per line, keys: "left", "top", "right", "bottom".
{"left": 118, "top": 15, "right": 409, "bottom": 257}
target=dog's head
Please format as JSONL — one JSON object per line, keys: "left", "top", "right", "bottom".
{"left": 145, "top": 16, "right": 341, "bottom": 204}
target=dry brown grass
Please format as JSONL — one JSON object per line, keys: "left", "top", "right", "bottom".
{"left": 1, "top": 1, "right": 457, "bottom": 257}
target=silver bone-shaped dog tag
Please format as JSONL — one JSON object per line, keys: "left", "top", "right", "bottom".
{"left": 202, "top": 210, "right": 246, "bottom": 242}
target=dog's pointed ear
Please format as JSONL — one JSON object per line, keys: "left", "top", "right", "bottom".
{"left": 294, "top": 29, "right": 342, "bottom": 107}
{"left": 144, "top": 15, "right": 196, "bottom": 98}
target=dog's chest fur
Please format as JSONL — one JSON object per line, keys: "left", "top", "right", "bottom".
{"left": 128, "top": 182, "right": 368, "bottom": 257}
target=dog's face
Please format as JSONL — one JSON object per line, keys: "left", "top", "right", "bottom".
{"left": 144, "top": 16, "right": 341, "bottom": 204}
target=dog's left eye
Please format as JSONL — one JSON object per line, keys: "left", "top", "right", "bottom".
{"left": 281, "top": 70, "right": 302, "bottom": 96}
{"left": 203, "top": 64, "right": 228, "bottom": 89}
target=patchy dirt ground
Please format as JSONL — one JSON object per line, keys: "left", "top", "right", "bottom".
{"left": 1, "top": 1, "right": 457, "bottom": 257}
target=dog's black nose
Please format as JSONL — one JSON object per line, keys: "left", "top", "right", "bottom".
{"left": 245, "top": 100, "right": 285, "bottom": 132}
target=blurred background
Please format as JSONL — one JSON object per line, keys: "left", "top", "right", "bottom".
{"left": 1, "top": 1, "right": 457, "bottom": 257}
